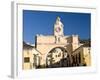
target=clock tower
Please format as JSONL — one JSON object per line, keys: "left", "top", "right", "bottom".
{"left": 54, "top": 16, "right": 64, "bottom": 36}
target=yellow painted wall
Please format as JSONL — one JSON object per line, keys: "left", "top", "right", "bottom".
{"left": 23, "top": 49, "right": 33, "bottom": 70}
{"left": 72, "top": 47, "right": 91, "bottom": 66}
{"left": 83, "top": 47, "right": 91, "bottom": 66}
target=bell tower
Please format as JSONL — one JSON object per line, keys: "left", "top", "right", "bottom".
{"left": 54, "top": 16, "right": 64, "bottom": 36}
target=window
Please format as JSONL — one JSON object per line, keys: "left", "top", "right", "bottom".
{"left": 24, "top": 57, "right": 30, "bottom": 62}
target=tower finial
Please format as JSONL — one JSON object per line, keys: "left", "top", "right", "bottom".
{"left": 56, "top": 16, "right": 61, "bottom": 21}
{"left": 54, "top": 16, "right": 64, "bottom": 36}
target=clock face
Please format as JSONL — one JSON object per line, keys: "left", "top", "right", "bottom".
{"left": 55, "top": 27, "right": 61, "bottom": 32}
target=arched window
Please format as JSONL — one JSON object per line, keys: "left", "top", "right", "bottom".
{"left": 46, "top": 47, "right": 72, "bottom": 68}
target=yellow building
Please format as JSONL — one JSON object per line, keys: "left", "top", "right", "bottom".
{"left": 23, "top": 17, "right": 91, "bottom": 69}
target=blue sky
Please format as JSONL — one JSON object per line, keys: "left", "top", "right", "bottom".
{"left": 23, "top": 10, "right": 91, "bottom": 44}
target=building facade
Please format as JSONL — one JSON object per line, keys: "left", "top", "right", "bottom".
{"left": 23, "top": 17, "right": 91, "bottom": 69}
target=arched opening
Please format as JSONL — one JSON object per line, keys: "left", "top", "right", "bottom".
{"left": 46, "top": 47, "right": 72, "bottom": 68}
